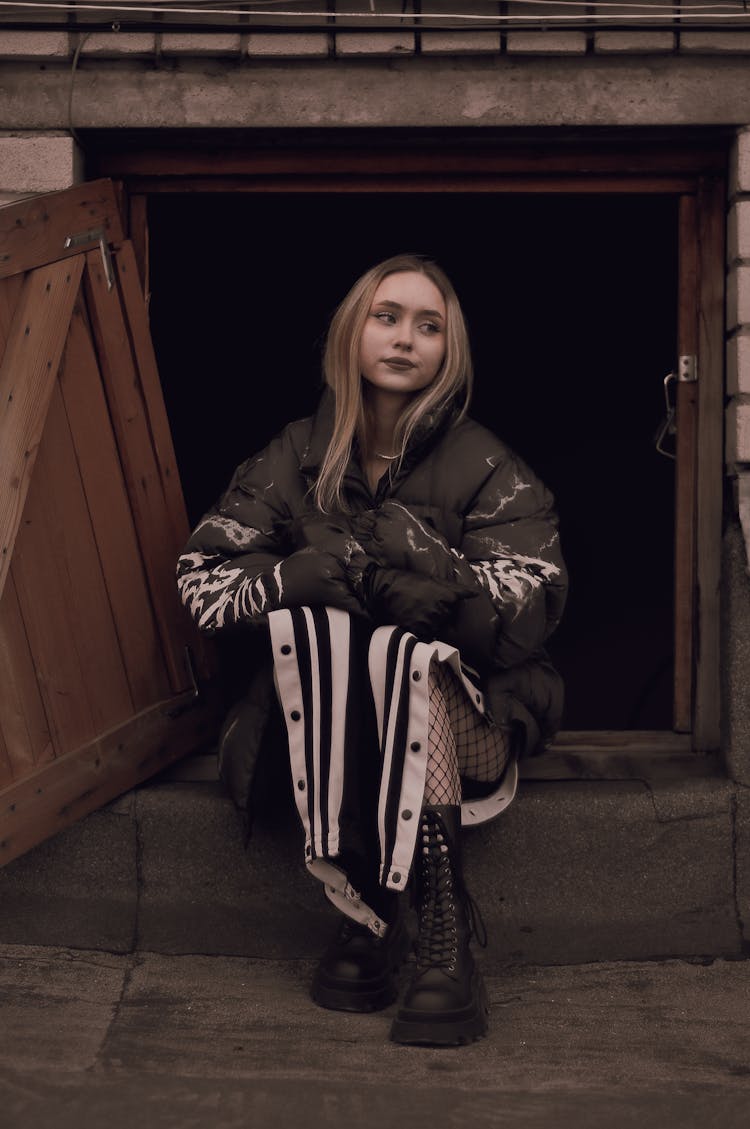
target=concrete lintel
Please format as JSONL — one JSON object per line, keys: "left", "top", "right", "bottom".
{"left": 3, "top": 57, "right": 750, "bottom": 129}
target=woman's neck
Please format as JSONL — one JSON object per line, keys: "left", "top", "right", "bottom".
{"left": 365, "top": 387, "right": 409, "bottom": 457}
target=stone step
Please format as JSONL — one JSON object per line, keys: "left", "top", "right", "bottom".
{"left": 0, "top": 772, "right": 743, "bottom": 967}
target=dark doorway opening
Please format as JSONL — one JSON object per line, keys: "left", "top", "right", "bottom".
{"left": 148, "top": 192, "right": 678, "bottom": 732}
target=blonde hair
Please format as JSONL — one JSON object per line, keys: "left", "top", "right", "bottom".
{"left": 314, "top": 254, "right": 473, "bottom": 512}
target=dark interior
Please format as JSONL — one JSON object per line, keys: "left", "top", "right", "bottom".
{"left": 148, "top": 192, "right": 678, "bottom": 731}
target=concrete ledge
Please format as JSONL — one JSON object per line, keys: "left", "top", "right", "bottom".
{"left": 335, "top": 32, "right": 415, "bottom": 57}
{"left": 0, "top": 31, "right": 69, "bottom": 59}
{"left": 161, "top": 34, "right": 242, "bottom": 57}
{"left": 246, "top": 33, "right": 329, "bottom": 58}
{"left": 680, "top": 32, "right": 750, "bottom": 54}
{"left": 594, "top": 32, "right": 675, "bottom": 55}
{"left": 0, "top": 775, "right": 741, "bottom": 966}
{"left": 0, "top": 133, "right": 81, "bottom": 193}
{"left": 80, "top": 33, "right": 156, "bottom": 58}
{"left": 420, "top": 31, "right": 501, "bottom": 55}
{"left": 0, "top": 805, "right": 138, "bottom": 952}
{"left": 506, "top": 32, "right": 588, "bottom": 56}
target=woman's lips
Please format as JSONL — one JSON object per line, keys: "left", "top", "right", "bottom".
{"left": 382, "top": 357, "right": 416, "bottom": 370}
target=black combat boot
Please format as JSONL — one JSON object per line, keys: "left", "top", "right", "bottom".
{"left": 390, "top": 804, "right": 488, "bottom": 1046}
{"left": 311, "top": 888, "right": 410, "bottom": 1013}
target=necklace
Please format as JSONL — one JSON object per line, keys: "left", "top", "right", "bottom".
{"left": 375, "top": 452, "right": 400, "bottom": 461}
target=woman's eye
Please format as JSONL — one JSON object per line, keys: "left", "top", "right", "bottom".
{"left": 420, "top": 322, "right": 440, "bottom": 335}
{"left": 374, "top": 311, "right": 396, "bottom": 324}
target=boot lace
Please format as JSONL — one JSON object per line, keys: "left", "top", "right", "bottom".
{"left": 415, "top": 811, "right": 487, "bottom": 974}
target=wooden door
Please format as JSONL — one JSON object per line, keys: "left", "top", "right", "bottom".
{"left": 0, "top": 180, "right": 217, "bottom": 865}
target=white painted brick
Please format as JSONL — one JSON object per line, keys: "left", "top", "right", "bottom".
{"left": 680, "top": 33, "right": 750, "bottom": 54}
{"left": 0, "top": 134, "right": 82, "bottom": 194}
{"left": 506, "top": 33, "right": 587, "bottom": 56}
{"left": 726, "top": 399, "right": 750, "bottom": 464}
{"left": 161, "top": 34, "right": 241, "bottom": 57}
{"left": 727, "top": 333, "right": 750, "bottom": 397}
{"left": 80, "top": 33, "right": 156, "bottom": 57}
{"left": 335, "top": 33, "right": 415, "bottom": 57}
{"left": 246, "top": 33, "right": 329, "bottom": 58}
{"left": 0, "top": 32, "right": 69, "bottom": 59}
{"left": 594, "top": 32, "right": 675, "bottom": 55}
{"left": 728, "top": 201, "right": 750, "bottom": 264}
{"left": 727, "top": 266, "right": 750, "bottom": 331}
{"left": 420, "top": 31, "right": 500, "bottom": 55}
{"left": 730, "top": 130, "right": 750, "bottom": 196}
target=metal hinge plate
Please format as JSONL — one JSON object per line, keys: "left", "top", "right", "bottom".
{"left": 678, "top": 355, "right": 697, "bottom": 383}
{"left": 64, "top": 226, "right": 115, "bottom": 291}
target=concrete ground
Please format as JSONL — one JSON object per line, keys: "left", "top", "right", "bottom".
{"left": 1, "top": 945, "right": 749, "bottom": 1129}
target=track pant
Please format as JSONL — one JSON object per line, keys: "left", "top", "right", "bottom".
{"left": 269, "top": 606, "right": 517, "bottom": 937}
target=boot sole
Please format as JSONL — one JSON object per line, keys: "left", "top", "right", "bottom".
{"left": 389, "top": 971, "right": 489, "bottom": 1046}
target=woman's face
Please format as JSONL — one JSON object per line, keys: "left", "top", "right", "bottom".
{"left": 359, "top": 271, "right": 447, "bottom": 397}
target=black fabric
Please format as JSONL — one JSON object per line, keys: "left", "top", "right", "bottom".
{"left": 179, "top": 386, "right": 568, "bottom": 813}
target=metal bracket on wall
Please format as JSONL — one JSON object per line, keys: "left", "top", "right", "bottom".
{"left": 63, "top": 227, "right": 115, "bottom": 291}
{"left": 678, "top": 354, "right": 698, "bottom": 383}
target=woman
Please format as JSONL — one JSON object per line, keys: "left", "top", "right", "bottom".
{"left": 176, "top": 254, "right": 567, "bottom": 1046}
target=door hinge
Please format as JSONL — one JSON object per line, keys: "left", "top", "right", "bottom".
{"left": 678, "top": 355, "right": 697, "bottom": 383}
{"left": 64, "top": 227, "right": 115, "bottom": 291}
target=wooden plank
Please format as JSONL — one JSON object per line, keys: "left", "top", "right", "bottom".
{"left": 89, "top": 143, "right": 725, "bottom": 179}
{"left": 0, "top": 274, "right": 24, "bottom": 366}
{"left": 0, "top": 691, "right": 220, "bottom": 866}
{"left": 0, "top": 571, "right": 54, "bottom": 777}
{"left": 59, "top": 298, "right": 171, "bottom": 710}
{"left": 0, "top": 724, "right": 12, "bottom": 790}
{"left": 115, "top": 241, "right": 189, "bottom": 553}
{"left": 127, "top": 193, "right": 150, "bottom": 299}
{"left": 0, "top": 256, "right": 84, "bottom": 602}
{"left": 127, "top": 175, "right": 699, "bottom": 195}
{"left": 0, "top": 180, "right": 124, "bottom": 281}
{"left": 693, "top": 177, "right": 725, "bottom": 752}
{"left": 83, "top": 250, "right": 192, "bottom": 693}
{"left": 673, "top": 195, "right": 699, "bottom": 733}
{"left": 34, "top": 381, "right": 135, "bottom": 731}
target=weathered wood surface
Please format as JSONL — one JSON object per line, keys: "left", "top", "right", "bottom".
{"left": 115, "top": 242, "right": 190, "bottom": 554}
{"left": 0, "top": 572, "right": 54, "bottom": 780}
{"left": 693, "top": 177, "right": 724, "bottom": 752}
{"left": 0, "top": 274, "right": 24, "bottom": 365}
{"left": 674, "top": 194, "right": 698, "bottom": 734}
{"left": 59, "top": 298, "right": 170, "bottom": 710}
{"left": 0, "top": 256, "right": 83, "bottom": 601}
{"left": 0, "top": 692, "right": 219, "bottom": 866}
{"left": 0, "top": 179, "right": 124, "bottom": 281}
{"left": 84, "top": 249, "right": 193, "bottom": 694}
{"left": 11, "top": 381, "right": 134, "bottom": 754}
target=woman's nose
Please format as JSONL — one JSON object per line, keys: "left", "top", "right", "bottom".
{"left": 393, "top": 322, "right": 414, "bottom": 349}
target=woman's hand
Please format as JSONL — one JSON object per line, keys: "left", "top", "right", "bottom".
{"left": 278, "top": 548, "right": 366, "bottom": 616}
{"left": 363, "top": 565, "right": 476, "bottom": 639}
{"left": 364, "top": 501, "right": 456, "bottom": 580}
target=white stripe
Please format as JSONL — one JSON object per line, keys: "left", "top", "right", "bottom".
{"left": 371, "top": 629, "right": 412, "bottom": 878}
{"left": 302, "top": 607, "right": 324, "bottom": 857}
{"left": 268, "top": 609, "right": 310, "bottom": 846}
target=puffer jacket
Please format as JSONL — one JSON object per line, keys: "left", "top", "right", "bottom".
{"left": 177, "top": 388, "right": 568, "bottom": 812}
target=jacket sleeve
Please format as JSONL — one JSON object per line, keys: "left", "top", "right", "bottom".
{"left": 450, "top": 448, "right": 568, "bottom": 670}
{"left": 176, "top": 437, "right": 292, "bottom": 634}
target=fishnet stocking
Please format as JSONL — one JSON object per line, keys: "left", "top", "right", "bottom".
{"left": 424, "top": 664, "right": 512, "bottom": 805}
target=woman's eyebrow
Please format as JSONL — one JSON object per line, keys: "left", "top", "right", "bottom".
{"left": 374, "top": 299, "right": 444, "bottom": 319}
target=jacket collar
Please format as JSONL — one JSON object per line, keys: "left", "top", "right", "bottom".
{"left": 299, "top": 384, "right": 459, "bottom": 483}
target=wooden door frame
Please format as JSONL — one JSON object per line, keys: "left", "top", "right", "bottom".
{"left": 98, "top": 140, "right": 727, "bottom": 780}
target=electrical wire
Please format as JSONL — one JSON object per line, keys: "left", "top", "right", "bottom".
{"left": 2, "top": 0, "right": 750, "bottom": 19}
